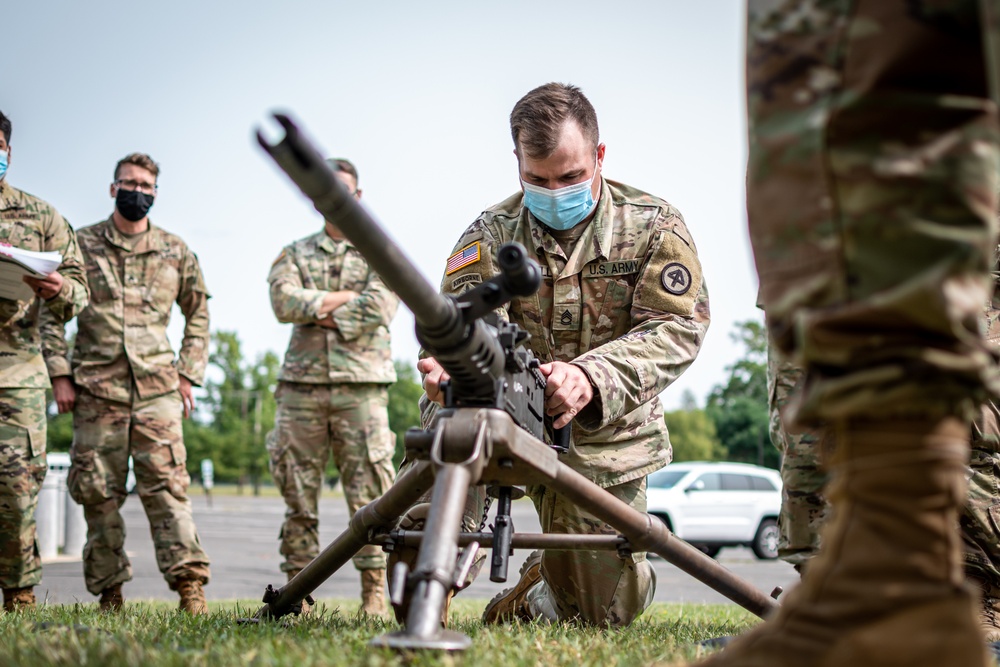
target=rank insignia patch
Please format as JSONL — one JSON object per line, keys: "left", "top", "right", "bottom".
{"left": 445, "top": 242, "right": 481, "bottom": 275}
{"left": 661, "top": 262, "right": 692, "bottom": 295}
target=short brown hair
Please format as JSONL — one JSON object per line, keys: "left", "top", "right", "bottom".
{"left": 327, "top": 158, "right": 359, "bottom": 185}
{"left": 510, "top": 83, "right": 599, "bottom": 160}
{"left": 114, "top": 153, "right": 160, "bottom": 181}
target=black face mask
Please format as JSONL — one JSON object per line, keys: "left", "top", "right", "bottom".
{"left": 115, "top": 188, "right": 154, "bottom": 222}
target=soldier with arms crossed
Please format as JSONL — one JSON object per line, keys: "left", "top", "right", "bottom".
{"left": 0, "top": 110, "right": 88, "bottom": 611}
{"left": 267, "top": 158, "right": 398, "bottom": 616}
{"left": 44, "top": 153, "right": 212, "bottom": 614}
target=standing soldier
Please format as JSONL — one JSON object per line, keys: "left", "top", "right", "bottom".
{"left": 699, "top": 2, "right": 1000, "bottom": 665}
{"left": 0, "top": 110, "right": 88, "bottom": 611}
{"left": 267, "top": 158, "right": 398, "bottom": 616}
{"left": 43, "top": 153, "right": 212, "bottom": 614}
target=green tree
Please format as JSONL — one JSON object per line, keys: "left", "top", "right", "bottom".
{"left": 705, "top": 318, "right": 778, "bottom": 468}
{"left": 388, "top": 360, "right": 424, "bottom": 468}
{"left": 664, "top": 407, "right": 725, "bottom": 462}
{"left": 185, "top": 331, "right": 279, "bottom": 489}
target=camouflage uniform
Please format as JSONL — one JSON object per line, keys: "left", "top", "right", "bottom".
{"left": 267, "top": 230, "right": 398, "bottom": 573}
{"left": 766, "top": 345, "right": 829, "bottom": 569}
{"left": 427, "top": 178, "right": 710, "bottom": 626}
{"left": 697, "top": 2, "right": 1000, "bottom": 664}
{"left": 0, "top": 181, "right": 87, "bottom": 590}
{"left": 42, "top": 217, "right": 211, "bottom": 595}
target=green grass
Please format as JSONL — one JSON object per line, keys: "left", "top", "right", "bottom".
{"left": 0, "top": 599, "right": 759, "bottom": 666}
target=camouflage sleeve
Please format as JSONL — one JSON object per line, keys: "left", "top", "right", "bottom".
{"left": 572, "top": 218, "right": 710, "bottom": 430}
{"left": 175, "top": 245, "right": 211, "bottom": 386}
{"left": 38, "top": 305, "right": 71, "bottom": 378}
{"left": 330, "top": 270, "right": 399, "bottom": 341}
{"left": 418, "top": 219, "right": 502, "bottom": 428}
{"left": 268, "top": 246, "right": 327, "bottom": 324}
{"left": 43, "top": 213, "right": 89, "bottom": 322}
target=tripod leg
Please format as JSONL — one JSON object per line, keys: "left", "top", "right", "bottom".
{"left": 372, "top": 462, "right": 477, "bottom": 650}
{"left": 540, "top": 460, "right": 780, "bottom": 619}
{"left": 250, "top": 461, "right": 436, "bottom": 620}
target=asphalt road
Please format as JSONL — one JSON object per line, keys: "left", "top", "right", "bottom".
{"left": 37, "top": 492, "right": 798, "bottom": 608}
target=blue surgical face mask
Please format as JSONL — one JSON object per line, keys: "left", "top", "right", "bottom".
{"left": 521, "top": 158, "right": 599, "bottom": 231}
{"left": 0, "top": 151, "right": 8, "bottom": 181}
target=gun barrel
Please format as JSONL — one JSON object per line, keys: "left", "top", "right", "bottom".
{"left": 257, "top": 113, "right": 504, "bottom": 397}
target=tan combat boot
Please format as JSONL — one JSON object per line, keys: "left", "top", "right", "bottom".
{"left": 696, "top": 417, "right": 989, "bottom": 667}
{"left": 177, "top": 579, "right": 208, "bottom": 615}
{"left": 2, "top": 587, "right": 36, "bottom": 612}
{"left": 98, "top": 584, "right": 124, "bottom": 612}
{"left": 482, "top": 550, "right": 543, "bottom": 624}
{"left": 360, "top": 569, "right": 387, "bottom": 616}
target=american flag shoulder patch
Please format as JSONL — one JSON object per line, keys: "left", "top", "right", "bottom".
{"left": 445, "top": 241, "right": 481, "bottom": 275}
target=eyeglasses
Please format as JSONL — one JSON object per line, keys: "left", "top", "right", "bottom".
{"left": 114, "top": 179, "right": 158, "bottom": 194}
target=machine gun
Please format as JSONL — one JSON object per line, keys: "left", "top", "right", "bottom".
{"left": 248, "top": 113, "right": 780, "bottom": 650}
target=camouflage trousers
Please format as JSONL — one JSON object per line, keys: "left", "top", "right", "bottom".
{"left": 68, "top": 388, "right": 210, "bottom": 595}
{"left": 962, "top": 400, "right": 1000, "bottom": 592}
{"left": 749, "top": 0, "right": 1000, "bottom": 424}
{"left": 767, "top": 346, "right": 830, "bottom": 567}
{"left": 268, "top": 382, "right": 396, "bottom": 572}
{"left": 392, "top": 468, "right": 654, "bottom": 627}
{"left": 522, "top": 478, "right": 655, "bottom": 626}
{"left": 0, "top": 388, "right": 46, "bottom": 589}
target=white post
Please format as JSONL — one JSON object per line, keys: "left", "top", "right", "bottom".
{"left": 35, "top": 474, "right": 60, "bottom": 561}
{"left": 63, "top": 493, "right": 87, "bottom": 558}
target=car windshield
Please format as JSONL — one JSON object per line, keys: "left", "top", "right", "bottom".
{"left": 648, "top": 470, "right": 687, "bottom": 489}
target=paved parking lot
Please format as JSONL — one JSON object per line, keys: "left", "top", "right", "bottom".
{"left": 37, "top": 493, "right": 798, "bottom": 608}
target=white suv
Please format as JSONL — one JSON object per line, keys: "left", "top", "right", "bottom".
{"left": 646, "top": 461, "right": 782, "bottom": 560}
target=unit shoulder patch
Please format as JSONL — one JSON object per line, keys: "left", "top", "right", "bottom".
{"left": 661, "top": 262, "right": 692, "bottom": 295}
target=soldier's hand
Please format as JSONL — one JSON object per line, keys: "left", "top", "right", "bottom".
{"left": 179, "top": 376, "right": 196, "bottom": 418}
{"left": 51, "top": 376, "right": 76, "bottom": 414}
{"left": 540, "top": 361, "right": 594, "bottom": 429}
{"left": 418, "top": 357, "right": 450, "bottom": 406}
{"left": 316, "top": 314, "right": 338, "bottom": 329}
{"left": 24, "top": 271, "right": 64, "bottom": 300}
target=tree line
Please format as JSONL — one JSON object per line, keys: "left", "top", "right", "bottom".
{"left": 46, "top": 319, "right": 777, "bottom": 485}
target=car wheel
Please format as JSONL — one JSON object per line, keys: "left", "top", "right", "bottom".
{"left": 752, "top": 518, "right": 779, "bottom": 560}
{"left": 697, "top": 545, "right": 721, "bottom": 559}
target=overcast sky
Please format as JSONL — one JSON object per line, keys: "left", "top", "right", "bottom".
{"left": 6, "top": 0, "right": 756, "bottom": 410}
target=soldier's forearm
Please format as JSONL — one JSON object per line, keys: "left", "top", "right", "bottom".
{"left": 573, "top": 317, "right": 704, "bottom": 427}
{"left": 44, "top": 276, "right": 89, "bottom": 322}
{"left": 270, "top": 283, "right": 328, "bottom": 323}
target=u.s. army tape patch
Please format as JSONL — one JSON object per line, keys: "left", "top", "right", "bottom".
{"left": 445, "top": 241, "right": 481, "bottom": 275}
{"left": 661, "top": 262, "right": 692, "bottom": 295}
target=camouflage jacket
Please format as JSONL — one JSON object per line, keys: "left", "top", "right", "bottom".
{"left": 42, "top": 217, "right": 210, "bottom": 402}
{"left": 0, "top": 181, "right": 88, "bottom": 389}
{"left": 431, "top": 179, "right": 711, "bottom": 487}
{"left": 268, "top": 230, "right": 398, "bottom": 384}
